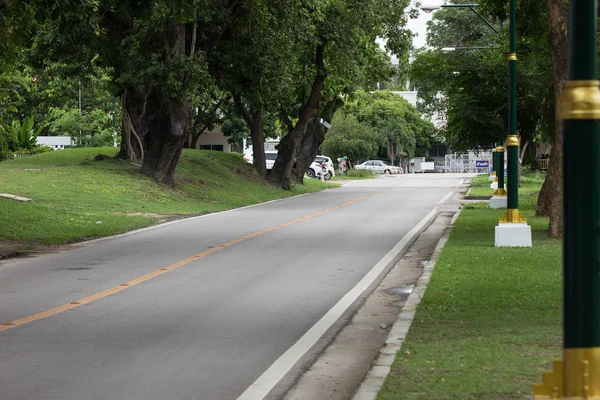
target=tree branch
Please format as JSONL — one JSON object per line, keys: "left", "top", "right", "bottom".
{"left": 190, "top": 6, "right": 197, "bottom": 58}
{"left": 233, "top": 94, "right": 253, "bottom": 126}
{"left": 295, "top": 38, "right": 327, "bottom": 131}
{"left": 279, "top": 108, "right": 294, "bottom": 133}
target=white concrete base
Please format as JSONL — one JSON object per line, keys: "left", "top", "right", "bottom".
{"left": 490, "top": 182, "right": 507, "bottom": 190}
{"left": 495, "top": 223, "right": 532, "bottom": 247}
{"left": 489, "top": 196, "right": 507, "bottom": 209}
{"left": 488, "top": 175, "right": 496, "bottom": 181}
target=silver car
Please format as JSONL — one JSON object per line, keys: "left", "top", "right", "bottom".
{"left": 355, "top": 160, "right": 401, "bottom": 174}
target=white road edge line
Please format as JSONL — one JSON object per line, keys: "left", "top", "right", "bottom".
{"left": 236, "top": 193, "right": 448, "bottom": 400}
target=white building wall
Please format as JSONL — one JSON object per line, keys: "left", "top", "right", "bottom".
{"left": 36, "top": 136, "right": 75, "bottom": 150}
{"left": 196, "top": 127, "right": 231, "bottom": 152}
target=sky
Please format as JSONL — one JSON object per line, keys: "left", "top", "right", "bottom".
{"left": 379, "top": 2, "right": 435, "bottom": 64}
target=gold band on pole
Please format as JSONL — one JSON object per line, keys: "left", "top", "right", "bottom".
{"left": 558, "top": 80, "right": 600, "bottom": 120}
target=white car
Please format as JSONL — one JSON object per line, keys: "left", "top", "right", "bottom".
{"left": 356, "top": 160, "right": 401, "bottom": 174}
{"left": 243, "top": 151, "right": 278, "bottom": 169}
{"left": 307, "top": 155, "right": 335, "bottom": 180}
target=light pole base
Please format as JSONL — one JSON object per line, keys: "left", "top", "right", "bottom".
{"left": 490, "top": 195, "right": 507, "bottom": 209}
{"left": 489, "top": 172, "right": 496, "bottom": 181}
{"left": 490, "top": 181, "right": 506, "bottom": 190}
{"left": 495, "top": 223, "right": 532, "bottom": 247}
{"left": 533, "top": 348, "right": 600, "bottom": 399}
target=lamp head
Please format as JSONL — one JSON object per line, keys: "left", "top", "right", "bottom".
{"left": 420, "top": 4, "right": 441, "bottom": 13}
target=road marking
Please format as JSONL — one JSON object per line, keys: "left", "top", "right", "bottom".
{"left": 0, "top": 189, "right": 391, "bottom": 333}
{"left": 235, "top": 192, "right": 449, "bottom": 400}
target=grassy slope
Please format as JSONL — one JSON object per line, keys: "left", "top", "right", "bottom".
{"left": 378, "top": 171, "right": 561, "bottom": 400}
{"left": 0, "top": 148, "right": 334, "bottom": 244}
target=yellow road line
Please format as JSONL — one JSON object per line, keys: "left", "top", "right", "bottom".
{"left": 0, "top": 188, "right": 392, "bottom": 333}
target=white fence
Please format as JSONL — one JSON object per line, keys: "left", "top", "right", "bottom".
{"left": 0, "top": 153, "right": 31, "bottom": 162}
{"left": 432, "top": 152, "right": 493, "bottom": 173}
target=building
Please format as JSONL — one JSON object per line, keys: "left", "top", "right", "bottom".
{"left": 36, "top": 136, "right": 75, "bottom": 150}
{"left": 195, "top": 126, "right": 233, "bottom": 152}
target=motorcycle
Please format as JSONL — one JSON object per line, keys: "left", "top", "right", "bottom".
{"left": 315, "top": 161, "right": 331, "bottom": 181}
{"left": 306, "top": 161, "right": 332, "bottom": 180}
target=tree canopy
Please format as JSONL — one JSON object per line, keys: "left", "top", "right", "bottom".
{"left": 410, "top": 6, "right": 552, "bottom": 154}
{"left": 2, "top": 0, "right": 417, "bottom": 188}
{"left": 321, "top": 90, "right": 436, "bottom": 166}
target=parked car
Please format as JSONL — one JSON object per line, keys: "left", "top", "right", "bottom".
{"left": 307, "top": 155, "right": 335, "bottom": 180}
{"left": 265, "top": 151, "right": 277, "bottom": 169}
{"left": 355, "top": 160, "right": 401, "bottom": 174}
{"left": 243, "top": 151, "right": 278, "bottom": 170}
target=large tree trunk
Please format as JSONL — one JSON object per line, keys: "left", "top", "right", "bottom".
{"left": 536, "top": 0, "right": 568, "bottom": 238}
{"left": 292, "top": 97, "right": 341, "bottom": 183}
{"left": 234, "top": 95, "right": 266, "bottom": 177}
{"left": 116, "top": 87, "right": 148, "bottom": 163}
{"left": 249, "top": 109, "right": 267, "bottom": 178}
{"left": 269, "top": 42, "right": 326, "bottom": 190}
{"left": 292, "top": 115, "right": 323, "bottom": 183}
{"left": 140, "top": 24, "right": 189, "bottom": 186}
{"left": 141, "top": 90, "right": 190, "bottom": 186}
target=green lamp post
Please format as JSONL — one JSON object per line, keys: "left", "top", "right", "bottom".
{"left": 533, "top": 0, "right": 600, "bottom": 396}
{"left": 494, "top": 0, "right": 531, "bottom": 245}
{"left": 490, "top": 147, "right": 498, "bottom": 181}
{"left": 493, "top": 145, "right": 506, "bottom": 195}
{"left": 500, "top": 0, "right": 521, "bottom": 221}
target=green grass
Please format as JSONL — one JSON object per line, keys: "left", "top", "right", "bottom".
{"left": 466, "top": 174, "right": 494, "bottom": 196}
{"left": 0, "top": 147, "right": 336, "bottom": 245}
{"left": 331, "top": 170, "right": 378, "bottom": 180}
{"left": 377, "top": 170, "right": 561, "bottom": 400}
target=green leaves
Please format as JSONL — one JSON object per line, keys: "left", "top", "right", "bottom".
{"left": 410, "top": 3, "right": 552, "bottom": 151}
{"left": 321, "top": 113, "right": 379, "bottom": 162}
{"left": 0, "top": 115, "right": 44, "bottom": 151}
{"left": 322, "top": 90, "right": 434, "bottom": 163}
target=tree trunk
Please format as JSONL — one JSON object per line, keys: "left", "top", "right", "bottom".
{"left": 141, "top": 89, "right": 190, "bottom": 186}
{"left": 116, "top": 87, "right": 148, "bottom": 163}
{"left": 234, "top": 95, "right": 266, "bottom": 177}
{"left": 536, "top": 0, "right": 568, "bottom": 238}
{"left": 190, "top": 132, "right": 201, "bottom": 149}
{"left": 292, "top": 96, "right": 341, "bottom": 183}
{"left": 249, "top": 109, "right": 266, "bottom": 177}
{"left": 292, "top": 115, "right": 324, "bottom": 183}
{"left": 269, "top": 42, "right": 326, "bottom": 189}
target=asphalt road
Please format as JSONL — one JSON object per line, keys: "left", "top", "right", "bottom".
{"left": 0, "top": 173, "right": 468, "bottom": 400}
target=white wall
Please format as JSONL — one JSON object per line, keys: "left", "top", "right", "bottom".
{"left": 196, "top": 127, "right": 231, "bottom": 152}
{"left": 36, "top": 136, "right": 75, "bottom": 150}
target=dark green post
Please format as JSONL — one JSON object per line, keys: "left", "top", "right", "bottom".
{"left": 500, "top": 0, "right": 525, "bottom": 223}
{"left": 491, "top": 147, "right": 498, "bottom": 181}
{"left": 533, "top": 0, "right": 600, "bottom": 396}
{"left": 494, "top": 146, "right": 506, "bottom": 196}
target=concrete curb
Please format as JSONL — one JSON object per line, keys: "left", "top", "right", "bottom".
{"left": 351, "top": 209, "right": 462, "bottom": 400}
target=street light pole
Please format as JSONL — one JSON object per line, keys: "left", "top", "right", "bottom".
{"left": 533, "top": 0, "right": 600, "bottom": 396}
{"left": 494, "top": 0, "right": 532, "bottom": 245}
{"left": 421, "top": 4, "right": 499, "bottom": 33}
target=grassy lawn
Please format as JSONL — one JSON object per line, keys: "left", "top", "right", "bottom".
{"left": 0, "top": 147, "right": 335, "bottom": 245}
{"left": 378, "top": 170, "right": 561, "bottom": 400}
{"left": 466, "top": 174, "right": 494, "bottom": 196}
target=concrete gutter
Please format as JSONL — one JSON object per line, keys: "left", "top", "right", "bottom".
{"left": 351, "top": 210, "right": 462, "bottom": 400}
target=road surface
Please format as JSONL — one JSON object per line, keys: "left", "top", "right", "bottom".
{"left": 0, "top": 173, "right": 468, "bottom": 400}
